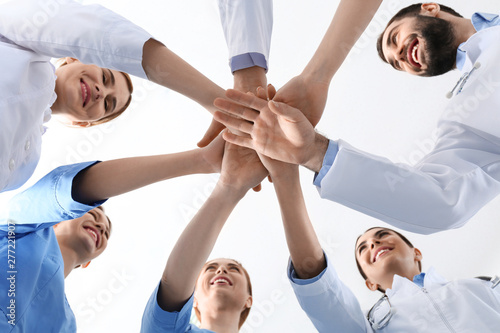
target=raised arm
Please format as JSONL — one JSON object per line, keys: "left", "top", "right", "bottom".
{"left": 214, "top": 89, "right": 500, "bottom": 234}
{"left": 274, "top": 0, "right": 383, "bottom": 125}
{"left": 155, "top": 143, "right": 267, "bottom": 311}
{"left": 260, "top": 155, "right": 325, "bottom": 278}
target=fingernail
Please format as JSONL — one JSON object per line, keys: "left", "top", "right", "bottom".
{"left": 270, "top": 100, "right": 279, "bottom": 108}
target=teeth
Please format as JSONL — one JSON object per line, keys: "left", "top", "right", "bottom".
{"left": 83, "top": 83, "right": 88, "bottom": 106}
{"left": 86, "top": 228, "right": 97, "bottom": 243}
{"left": 213, "top": 279, "right": 229, "bottom": 284}
{"left": 412, "top": 44, "right": 419, "bottom": 64}
{"left": 375, "top": 249, "right": 390, "bottom": 262}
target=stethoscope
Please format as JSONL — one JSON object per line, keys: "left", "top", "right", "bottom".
{"left": 446, "top": 62, "right": 481, "bottom": 99}
{"left": 367, "top": 275, "right": 500, "bottom": 330}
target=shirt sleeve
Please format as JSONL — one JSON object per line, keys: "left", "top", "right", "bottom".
{"left": 0, "top": 161, "right": 106, "bottom": 231}
{"left": 288, "top": 254, "right": 371, "bottom": 333}
{"left": 0, "top": 0, "right": 152, "bottom": 79}
{"left": 218, "top": 0, "right": 273, "bottom": 72}
{"left": 141, "top": 282, "right": 195, "bottom": 333}
{"left": 314, "top": 121, "right": 500, "bottom": 235}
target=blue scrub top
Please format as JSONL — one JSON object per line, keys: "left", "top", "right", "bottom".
{"left": 0, "top": 161, "right": 104, "bottom": 332}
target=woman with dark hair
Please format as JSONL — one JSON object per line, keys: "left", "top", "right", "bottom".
{"left": 0, "top": 0, "right": 227, "bottom": 193}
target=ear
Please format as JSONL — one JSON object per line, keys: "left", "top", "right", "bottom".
{"left": 365, "top": 279, "right": 379, "bottom": 292}
{"left": 71, "top": 121, "right": 92, "bottom": 128}
{"left": 414, "top": 248, "right": 423, "bottom": 262}
{"left": 64, "top": 57, "right": 79, "bottom": 65}
{"left": 244, "top": 295, "right": 253, "bottom": 309}
{"left": 193, "top": 297, "right": 198, "bottom": 308}
{"left": 420, "top": 3, "right": 440, "bottom": 17}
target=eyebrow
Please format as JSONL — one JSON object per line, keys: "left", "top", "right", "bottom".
{"left": 357, "top": 229, "right": 390, "bottom": 254}
{"left": 107, "top": 69, "right": 117, "bottom": 113}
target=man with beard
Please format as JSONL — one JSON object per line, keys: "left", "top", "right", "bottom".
{"left": 377, "top": 3, "right": 474, "bottom": 77}
{"left": 212, "top": 2, "right": 500, "bottom": 235}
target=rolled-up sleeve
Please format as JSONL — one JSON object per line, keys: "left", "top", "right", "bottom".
{"left": 218, "top": 0, "right": 273, "bottom": 72}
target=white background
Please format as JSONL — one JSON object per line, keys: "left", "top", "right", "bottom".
{"left": 2, "top": 0, "right": 500, "bottom": 332}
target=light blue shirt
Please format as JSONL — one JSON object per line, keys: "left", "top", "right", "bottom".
{"left": 315, "top": 12, "right": 500, "bottom": 187}
{"left": 141, "top": 283, "right": 214, "bottom": 333}
{"left": 456, "top": 12, "right": 500, "bottom": 70}
{"left": 0, "top": 161, "right": 105, "bottom": 332}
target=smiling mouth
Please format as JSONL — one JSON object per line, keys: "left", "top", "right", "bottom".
{"left": 80, "top": 79, "right": 91, "bottom": 107}
{"left": 373, "top": 248, "right": 392, "bottom": 263}
{"left": 83, "top": 226, "right": 99, "bottom": 248}
{"left": 211, "top": 277, "right": 233, "bottom": 286}
{"left": 407, "top": 38, "right": 421, "bottom": 68}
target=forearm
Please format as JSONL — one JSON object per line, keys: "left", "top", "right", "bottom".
{"left": 303, "top": 0, "right": 383, "bottom": 83}
{"left": 142, "top": 39, "right": 226, "bottom": 113}
{"left": 158, "top": 184, "right": 246, "bottom": 311}
{"left": 73, "top": 149, "right": 211, "bottom": 204}
{"left": 273, "top": 168, "right": 325, "bottom": 279}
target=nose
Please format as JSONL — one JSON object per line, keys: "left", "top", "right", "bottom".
{"left": 216, "top": 265, "right": 228, "bottom": 275}
{"left": 370, "top": 239, "right": 381, "bottom": 249}
{"left": 94, "top": 84, "right": 106, "bottom": 102}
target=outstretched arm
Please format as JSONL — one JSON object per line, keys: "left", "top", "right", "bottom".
{"left": 274, "top": 0, "right": 383, "bottom": 125}
{"left": 156, "top": 143, "right": 267, "bottom": 311}
{"left": 72, "top": 135, "right": 224, "bottom": 204}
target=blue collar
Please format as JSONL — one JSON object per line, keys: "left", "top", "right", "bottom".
{"left": 413, "top": 272, "right": 426, "bottom": 288}
{"left": 456, "top": 12, "right": 500, "bottom": 70}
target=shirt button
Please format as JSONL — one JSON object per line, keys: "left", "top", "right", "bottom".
{"left": 25, "top": 141, "right": 31, "bottom": 151}
{"left": 9, "top": 159, "right": 15, "bottom": 171}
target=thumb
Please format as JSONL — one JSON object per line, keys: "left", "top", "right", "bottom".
{"left": 268, "top": 100, "right": 302, "bottom": 122}
{"left": 198, "top": 119, "right": 225, "bottom": 148}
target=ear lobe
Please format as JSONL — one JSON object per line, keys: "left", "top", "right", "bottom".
{"left": 193, "top": 297, "right": 198, "bottom": 308}
{"left": 65, "top": 57, "right": 79, "bottom": 64}
{"left": 420, "top": 3, "right": 440, "bottom": 17}
{"left": 245, "top": 295, "right": 253, "bottom": 309}
{"left": 414, "top": 248, "right": 423, "bottom": 262}
{"left": 365, "top": 279, "right": 379, "bottom": 292}
{"left": 71, "top": 121, "right": 92, "bottom": 128}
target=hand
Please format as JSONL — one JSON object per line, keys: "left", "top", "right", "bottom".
{"left": 199, "top": 133, "right": 226, "bottom": 173}
{"left": 258, "top": 152, "right": 298, "bottom": 181}
{"left": 219, "top": 143, "right": 268, "bottom": 193}
{"left": 213, "top": 89, "right": 320, "bottom": 168}
{"left": 273, "top": 74, "right": 330, "bottom": 127}
{"left": 197, "top": 118, "right": 225, "bottom": 148}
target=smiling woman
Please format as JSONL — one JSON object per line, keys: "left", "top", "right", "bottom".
{"left": 0, "top": 0, "right": 227, "bottom": 194}
{"left": 52, "top": 58, "right": 134, "bottom": 127}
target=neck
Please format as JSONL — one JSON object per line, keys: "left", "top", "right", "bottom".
{"left": 56, "top": 238, "right": 79, "bottom": 278}
{"left": 449, "top": 16, "right": 477, "bottom": 46}
{"left": 199, "top": 308, "right": 241, "bottom": 333}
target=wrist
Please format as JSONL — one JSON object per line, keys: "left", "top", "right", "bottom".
{"left": 214, "top": 180, "right": 248, "bottom": 201}
{"left": 303, "top": 133, "right": 329, "bottom": 173}
{"left": 233, "top": 66, "right": 267, "bottom": 95}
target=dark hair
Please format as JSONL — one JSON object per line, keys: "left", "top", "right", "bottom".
{"left": 95, "top": 205, "right": 112, "bottom": 237}
{"left": 355, "top": 227, "right": 422, "bottom": 293}
{"left": 376, "top": 3, "right": 463, "bottom": 63}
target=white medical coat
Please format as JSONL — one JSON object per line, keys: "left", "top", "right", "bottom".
{"left": 0, "top": 0, "right": 151, "bottom": 193}
{"left": 289, "top": 256, "right": 500, "bottom": 332}
{"left": 316, "top": 25, "right": 500, "bottom": 234}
